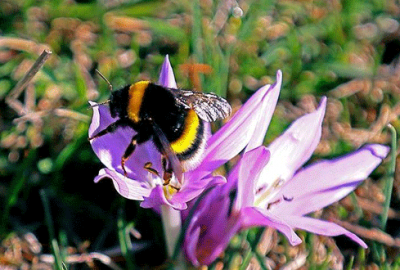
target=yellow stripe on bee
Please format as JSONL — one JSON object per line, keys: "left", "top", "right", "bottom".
{"left": 127, "top": 81, "right": 150, "bottom": 123}
{"left": 170, "top": 109, "right": 199, "bottom": 154}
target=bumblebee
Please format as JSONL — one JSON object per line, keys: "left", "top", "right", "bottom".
{"left": 89, "top": 75, "right": 231, "bottom": 182}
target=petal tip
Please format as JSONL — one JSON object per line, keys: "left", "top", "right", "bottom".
{"left": 94, "top": 169, "right": 107, "bottom": 183}
{"left": 159, "top": 55, "right": 177, "bottom": 88}
{"left": 364, "top": 144, "right": 390, "bottom": 160}
{"left": 271, "top": 70, "right": 282, "bottom": 90}
{"left": 162, "top": 55, "right": 171, "bottom": 67}
{"left": 319, "top": 96, "right": 327, "bottom": 109}
{"left": 276, "top": 70, "right": 282, "bottom": 81}
{"left": 315, "top": 96, "right": 327, "bottom": 121}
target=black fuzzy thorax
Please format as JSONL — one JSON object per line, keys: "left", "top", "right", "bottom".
{"left": 109, "top": 85, "right": 130, "bottom": 119}
{"left": 140, "top": 83, "right": 188, "bottom": 143}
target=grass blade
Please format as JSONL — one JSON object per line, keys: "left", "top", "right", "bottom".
{"left": 381, "top": 124, "right": 397, "bottom": 231}
{"left": 40, "top": 189, "right": 64, "bottom": 270}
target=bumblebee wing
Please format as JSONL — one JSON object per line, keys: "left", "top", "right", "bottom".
{"left": 151, "top": 122, "right": 184, "bottom": 183}
{"left": 171, "top": 89, "right": 231, "bottom": 122}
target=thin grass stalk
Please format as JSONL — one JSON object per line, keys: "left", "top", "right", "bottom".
{"left": 117, "top": 208, "right": 135, "bottom": 269}
{"left": 40, "top": 189, "right": 64, "bottom": 270}
{"left": 380, "top": 124, "right": 397, "bottom": 231}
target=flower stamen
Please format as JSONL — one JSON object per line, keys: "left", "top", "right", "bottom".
{"left": 144, "top": 162, "right": 160, "bottom": 177}
{"left": 255, "top": 178, "right": 284, "bottom": 206}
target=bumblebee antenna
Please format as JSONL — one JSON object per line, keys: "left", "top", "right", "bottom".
{"left": 95, "top": 69, "right": 113, "bottom": 92}
{"left": 89, "top": 100, "right": 110, "bottom": 109}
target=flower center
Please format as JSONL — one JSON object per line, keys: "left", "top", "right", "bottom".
{"left": 162, "top": 174, "right": 182, "bottom": 199}
{"left": 163, "top": 184, "right": 180, "bottom": 199}
{"left": 254, "top": 178, "right": 284, "bottom": 207}
{"left": 143, "top": 161, "right": 182, "bottom": 199}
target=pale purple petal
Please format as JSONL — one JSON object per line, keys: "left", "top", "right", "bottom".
{"left": 241, "top": 207, "right": 302, "bottom": 246}
{"left": 256, "top": 97, "right": 327, "bottom": 205}
{"left": 282, "top": 216, "right": 367, "bottom": 248}
{"left": 245, "top": 70, "right": 282, "bottom": 152}
{"left": 171, "top": 175, "right": 226, "bottom": 205}
{"left": 140, "top": 185, "right": 186, "bottom": 210}
{"left": 235, "top": 147, "right": 270, "bottom": 209}
{"left": 195, "top": 75, "right": 282, "bottom": 176}
{"left": 270, "top": 144, "right": 390, "bottom": 216}
{"left": 89, "top": 102, "right": 162, "bottom": 179}
{"left": 158, "top": 55, "right": 177, "bottom": 88}
{"left": 94, "top": 168, "right": 151, "bottom": 200}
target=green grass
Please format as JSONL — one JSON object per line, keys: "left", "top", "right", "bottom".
{"left": 0, "top": 0, "right": 399, "bottom": 269}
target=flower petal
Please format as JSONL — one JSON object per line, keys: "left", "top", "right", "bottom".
{"left": 184, "top": 226, "right": 202, "bottom": 266}
{"left": 183, "top": 183, "right": 241, "bottom": 266}
{"left": 196, "top": 73, "right": 282, "bottom": 176}
{"left": 235, "top": 147, "right": 270, "bottom": 209}
{"left": 140, "top": 185, "right": 186, "bottom": 210}
{"left": 171, "top": 175, "right": 226, "bottom": 206}
{"left": 240, "top": 207, "right": 302, "bottom": 245}
{"left": 282, "top": 215, "right": 367, "bottom": 248}
{"left": 270, "top": 144, "right": 389, "bottom": 216}
{"left": 158, "top": 55, "right": 177, "bottom": 88}
{"left": 245, "top": 70, "right": 282, "bottom": 152}
{"left": 94, "top": 168, "right": 151, "bottom": 200}
{"left": 89, "top": 102, "right": 162, "bottom": 179}
{"left": 256, "top": 97, "right": 327, "bottom": 206}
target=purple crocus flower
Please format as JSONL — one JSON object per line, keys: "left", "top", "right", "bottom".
{"left": 88, "top": 56, "right": 282, "bottom": 210}
{"left": 184, "top": 73, "right": 390, "bottom": 266}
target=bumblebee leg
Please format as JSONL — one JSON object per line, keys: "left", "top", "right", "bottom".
{"left": 121, "top": 134, "right": 139, "bottom": 176}
{"left": 162, "top": 156, "right": 173, "bottom": 186}
{"left": 144, "top": 162, "right": 160, "bottom": 177}
{"left": 88, "top": 119, "right": 126, "bottom": 140}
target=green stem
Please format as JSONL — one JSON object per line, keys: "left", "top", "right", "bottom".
{"left": 381, "top": 124, "right": 397, "bottom": 231}
{"left": 117, "top": 208, "right": 135, "bottom": 269}
{"left": 40, "top": 190, "right": 64, "bottom": 270}
{"left": 239, "top": 250, "right": 253, "bottom": 270}
{"left": 254, "top": 250, "right": 269, "bottom": 270}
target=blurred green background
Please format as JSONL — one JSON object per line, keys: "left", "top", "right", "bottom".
{"left": 1, "top": 0, "right": 400, "bottom": 269}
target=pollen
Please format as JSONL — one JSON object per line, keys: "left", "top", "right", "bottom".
{"left": 163, "top": 184, "right": 179, "bottom": 199}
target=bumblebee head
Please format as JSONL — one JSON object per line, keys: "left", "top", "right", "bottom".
{"left": 109, "top": 85, "right": 130, "bottom": 118}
